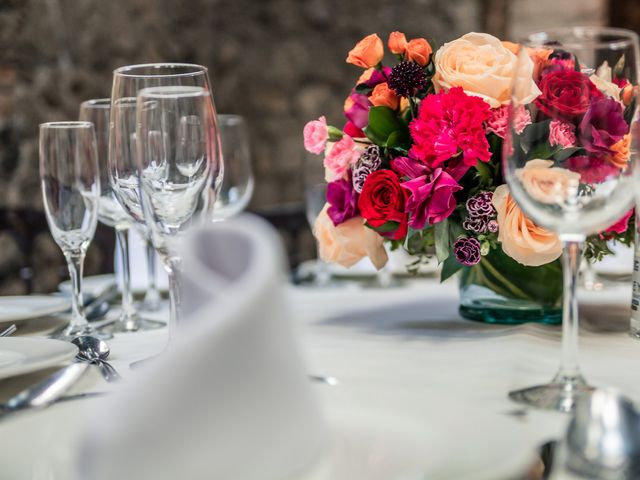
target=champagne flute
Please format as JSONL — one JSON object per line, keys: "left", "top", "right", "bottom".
{"left": 109, "top": 64, "right": 222, "bottom": 343}
{"left": 212, "top": 114, "right": 254, "bottom": 220}
{"left": 39, "top": 122, "right": 107, "bottom": 340}
{"left": 79, "top": 99, "right": 163, "bottom": 332}
{"left": 136, "top": 86, "right": 218, "bottom": 341}
{"left": 139, "top": 225, "right": 162, "bottom": 312}
{"left": 504, "top": 27, "right": 639, "bottom": 411}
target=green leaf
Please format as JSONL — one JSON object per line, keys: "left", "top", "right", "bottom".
{"left": 528, "top": 142, "right": 559, "bottom": 160}
{"left": 385, "top": 130, "right": 410, "bottom": 150}
{"left": 553, "top": 147, "right": 582, "bottom": 162}
{"left": 327, "top": 126, "right": 344, "bottom": 142}
{"left": 364, "top": 106, "right": 408, "bottom": 147}
{"left": 475, "top": 161, "right": 492, "bottom": 186}
{"left": 440, "top": 255, "right": 465, "bottom": 282}
{"left": 520, "top": 120, "right": 551, "bottom": 146}
{"left": 614, "top": 55, "right": 626, "bottom": 79}
{"left": 354, "top": 83, "right": 373, "bottom": 95}
{"left": 434, "top": 219, "right": 450, "bottom": 263}
{"left": 368, "top": 221, "right": 399, "bottom": 233}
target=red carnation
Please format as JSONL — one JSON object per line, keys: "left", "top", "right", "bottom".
{"left": 535, "top": 69, "right": 602, "bottom": 122}
{"left": 358, "top": 169, "right": 408, "bottom": 240}
{"left": 409, "top": 87, "right": 491, "bottom": 170}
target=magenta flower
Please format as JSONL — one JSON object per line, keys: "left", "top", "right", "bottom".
{"left": 391, "top": 156, "right": 430, "bottom": 179}
{"left": 362, "top": 66, "right": 392, "bottom": 88}
{"left": 453, "top": 237, "right": 481, "bottom": 266}
{"left": 344, "top": 93, "right": 370, "bottom": 130}
{"left": 401, "top": 168, "right": 462, "bottom": 229}
{"left": 579, "top": 96, "right": 627, "bottom": 155}
{"left": 326, "top": 176, "right": 359, "bottom": 226}
{"left": 605, "top": 208, "right": 633, "bottom": 235}
{"left": 566, "top": 155, "right": 620, "bottom": 184}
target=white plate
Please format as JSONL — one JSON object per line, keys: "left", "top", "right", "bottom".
{"left": 0, "top": 296, "right": 70, "bottom": 323}
{"left": 58, "top": 274, "right": 117, "bottom": 298}
{"left": 0, "top": 337, "right": 77, "bottom": 380}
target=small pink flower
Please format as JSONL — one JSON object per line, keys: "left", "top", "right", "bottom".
{"left": 303, "top": 116, "right": 328, "bottom": 154}
{"left": 324, "top": 136, "right": 361, "bottom": 180}
{"left": 549, "top": 120, "right": 576, "bottom": 148}
{"left": 485, "top": 106, "right": 531, "bottom": 139}
{"left": 605, "top": 208, "right": 633, "bottom": 235}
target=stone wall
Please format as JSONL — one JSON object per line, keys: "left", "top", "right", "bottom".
{"left": 0, "top": 0, "right": 607, "bottom": 291}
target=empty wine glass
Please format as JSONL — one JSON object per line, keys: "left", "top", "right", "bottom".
{"left": 504, "top": 27, "right": 639, "bottom": 411}
{"left": 139, "top": 225, "right": 162, "bottom": 312}
{"left": 79, "top": 99, "right": 163, "bottom": 332}
{"left": 212, "top": 114, "right": 254, "bottom": 220}
{"left": 109, "top": 64, "right": 222, "bottom": 343}
{"left": 136, "top": 85, "right": 219, "bottom": 341}
{"left": 39, "top": 122, "right": 107, "bottom": 340}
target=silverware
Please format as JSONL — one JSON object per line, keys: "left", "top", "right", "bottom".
{"left": 0, "top": 324, "right": 17, "bottom": 337}
{"left": 85, "top": 285, "right": 118, "bottom": 322}
{"left": 72, "top": 336, "right": 122, "bottom": 383}
{"left": 0, "top": 363, "right": 89, "bottom": 413}
{"left": 552, "top": 389, "right": 640, "bottom": 479}
{"left": 308, "top": 374, "right": 339, "bottom": 386}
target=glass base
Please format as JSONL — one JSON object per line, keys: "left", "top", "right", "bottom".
{"left": 52, "top": 323, "right": 113, "bottom": 341}
{"left": 460, "top": 303, "right": 562, "bottom": 325}
{"left": 100, "top": 314, "right": 165, "bottom": 334}
{"left": 508, "top": 373, "right": 593, "bottom": 412}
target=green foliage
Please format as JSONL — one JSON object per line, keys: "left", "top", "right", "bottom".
{"left": 440, "top": 255, "right": 465, "bottom": 282}
{"left": 327, "top": 126, "right": 344, "bottom": 142}
{"left": 364, "top": 106, "right": 410, "bottom": 149}
{"left": 434, "top": 219, "right": 450, "bottom": 263}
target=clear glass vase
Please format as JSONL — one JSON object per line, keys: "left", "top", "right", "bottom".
{"left": 458, "top": 248, "right": 563, "bottom": 325}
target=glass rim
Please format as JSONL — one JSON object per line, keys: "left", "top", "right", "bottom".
{"left": 137, "top": 85, "right": 210, "bottom": 99}
{"left": 40, "top": 121, "right": 94, "bottom": 129}
{"left": 80, "top": 98, "right": 111, "bottom": 109}
{"left": 522, "top": 26, "right": 640, "bottom": 50}
{"left": 113, "top": 63, "right": 208, "bottom": 79}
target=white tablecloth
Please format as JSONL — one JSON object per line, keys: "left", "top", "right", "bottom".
{"left": 0, "top": 276, "right": 638, "bottom": 477}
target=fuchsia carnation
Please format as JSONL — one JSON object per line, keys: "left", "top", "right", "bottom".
{"left": 326, "top": 176, "right": 359, "bottom": 226}
{"left": 549, "top": 120, "right": 576, "bottom": 148}
{"left": 401, "top": 168, "right": 462, "bottom": 229}
{"left": 409, "top": 87, "right": 491, "bottom": 169}
{"left": 605, "top": 208, "right": 633, "bottom": 235}
{"left": 324, "top": 136, "right": 361, "bottom": 180}
{"left": 485, "top": 106, "right": 531, "bottom": 139}
{"left": 303, "top": 116, "right": 328, "bottom": 154}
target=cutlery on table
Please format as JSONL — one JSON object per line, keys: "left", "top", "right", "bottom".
{"left": 0, "top": 363, "right": 89, "bottom": 415}
{"left": 72, "top": 336, "right": 122, "bottom": 383}
{"left": 0, "top": 324, "right": 17, "bottom": 337}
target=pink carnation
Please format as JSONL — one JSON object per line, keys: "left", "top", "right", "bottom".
{"left": 605, "top": 208, "right": 633, "bottom": 235}
{"left": 549, "top": 120, "right": 576, "bottom": 148}
{"left": 409, "top": 87, "right": 491, "bottom": 169}
{"left": 324, "top": 136, "right": 361, "bottom": 179}
{"left": 303, "top": 116, "right": 328, "bottom": 154}
{"left": 566, "top": 155, "right": 619, "bottom": 184}
{"left": 485, "top": 106, "right": 531, "bottom": 139}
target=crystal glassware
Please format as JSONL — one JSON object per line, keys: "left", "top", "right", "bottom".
{"left": 109, "top": 64, "right": 222, "bottom": 343}
{"left": 212, "top": 114, "right": 254, "bottom": 220}
{"left": 504, "top": 27, "right": 639, "bottom": 411}
{"left": 39, "top": 122, "right": 107, "bottom": 340}
{"left": 79, "top": 98, "right": 163, "bottom": 332}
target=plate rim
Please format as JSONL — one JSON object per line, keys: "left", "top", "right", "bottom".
{"left": 0, "top": 295, "right": 71, "bottom": 323}
{"left": 0, "top": 337, "right": 77, "bottom": 380}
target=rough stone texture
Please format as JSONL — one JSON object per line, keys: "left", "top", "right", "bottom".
{"left": 0, "top": 0, "right": 606, "bottom": 290}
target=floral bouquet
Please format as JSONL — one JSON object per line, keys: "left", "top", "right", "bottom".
{"left": 303, "top": 31, "right": 635, "bottom": 320}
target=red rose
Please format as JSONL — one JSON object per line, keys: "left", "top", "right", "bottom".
{"left": 535, "top": 69, "right": 602, "bottom": 121}
{"left": 358, "top": 169, "right": 408, "bottom": 240}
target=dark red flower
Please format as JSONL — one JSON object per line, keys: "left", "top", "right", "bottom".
{"left": 535, "top": 69, "right": 602, "bottom": 121}
{"left": 358, "top": 169, "right": 408, "bottom": 240}
{"left": 578, "top": 96, "right": 628, "bottom": 155}
{"left": 565, "top": 155, "right": 619, "bottom": 184}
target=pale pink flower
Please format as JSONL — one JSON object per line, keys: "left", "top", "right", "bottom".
{"left": 485, "top": 106, "right": 531, "bottom": 139}
{"left": 323, "top": 136, "right": 362, "bottom": 180}
{"left": 303, "top": 116, "right": 328, "bottom": 154}
{"left": 549, "top": 120, "right": 576, "bottom": 148}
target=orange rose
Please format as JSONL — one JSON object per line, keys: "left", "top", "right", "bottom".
{"left": 314, "top": 205, "right": 388, "bottom": 270}
{"left": 346, "top": 34, "right": 384, "bottom": 68}
{"left": 399, "top": 97, "right": 410, "bottom": 112}
{"left": 492, "top": 185, "right": 562, "bottom": 267}
{"left": 501, "top": 41, "right": 520, "bottom": 54}
{"left": 622, "top": 85, "right": 637, "bottom": 106}
{"left": 388, "top": 31, "right": 408, "bottom": 55}
{"left": 369, "top": 82, "right": 399, "bottom": 109}
{"left": 515, "top": 159, "right": 580, "bottom": 205}
{"left": 405, "top": 38, "right": 432, "bottom": 66}
{"left": 609, "top": 134, "right": 630, "bottom": 169}
{"left": 527, "top": 47, "right": 553, "bottom": 80}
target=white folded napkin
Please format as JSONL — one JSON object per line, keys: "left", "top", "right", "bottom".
{"left": 81, "top": 215, "right": 327, "bottom": 480}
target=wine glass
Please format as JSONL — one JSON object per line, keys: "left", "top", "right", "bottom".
{"left": 39, "top": 122, "right": 107, "bottom": 340}
{"left": 79, "top": 98, "right": 163, "bottom": 332}
{"left": 136, "top": 85, "right": 219, "bottom": 341}
{"left": 504, "top": 27, "right": 639, "bottom": 411}
{"left": 212, "top": 114, "right": 254, "bottom": 220}
{"left": 109, "top": 64, "right": 222, "bottom": 343}
{"left": 138, "top": 225, "right": 162, "bottom": 312}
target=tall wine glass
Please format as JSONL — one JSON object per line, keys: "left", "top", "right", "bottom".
{"left": 138, "top": 225, "right": 162, "bottom": 312}
{"left": 109, "top": 64, "right": 222, "bottom": 343}
{"left": 504, "top": 27, "right": 639, "bottom": 411}
{"left": 136, "top": 86, "right": 218, "bottom": 341}
{"left": 212, "top": 114, "right": 254, "bottom": 220}
{"left": 79, "top": 99, "right": 163, "bottom": 332}
{"left": 39, "top": 122, "right": 106, "bottom": 340}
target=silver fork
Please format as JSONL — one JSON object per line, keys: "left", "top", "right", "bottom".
{"left": 0, "top": 324, "right": 17, "bottom": 337}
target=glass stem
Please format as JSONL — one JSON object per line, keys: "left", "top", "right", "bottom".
{"left": 165, "top": 257, "right": 183, "bottom": 344}
{"left": 556, "top": 240, "right": 584, "bottom": 381}
{"left": 65, "top": 251, "right": 87, "bottom": 330}
{"left": 115, "top": 228, "right": 135, "bottom": 320}
{"left": 144, "top": 239, "right": 161, "bottom": 308}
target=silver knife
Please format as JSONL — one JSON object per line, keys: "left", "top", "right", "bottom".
{"left": 1, "top": 363, "right": 89, "bottom": 413}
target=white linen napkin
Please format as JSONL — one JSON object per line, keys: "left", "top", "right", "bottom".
{"left": 81, "top": 215, "right": 327, "bottom": 480}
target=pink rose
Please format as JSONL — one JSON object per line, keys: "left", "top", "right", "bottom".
{"left": 485, "top": 106, "right": 531, "bottom": 139}
{"left": 324, "top": 136, "right": 362, "bottom": 181}
{"left": 401, "top": 168, "right": 462, "bottom": 229}
{"left": 549, "top": 120, "right": 576, "bottom": 148}
{"left": 303, "top": 116, "right": 328, "bottom": 154}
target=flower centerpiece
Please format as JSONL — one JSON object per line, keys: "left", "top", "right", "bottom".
{"left": 303, "top": 31, "right": 635, "bottom": 324}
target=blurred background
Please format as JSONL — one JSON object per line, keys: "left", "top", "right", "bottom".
{"left": 0, "top": 0, "right": 637, "bottom": 294}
